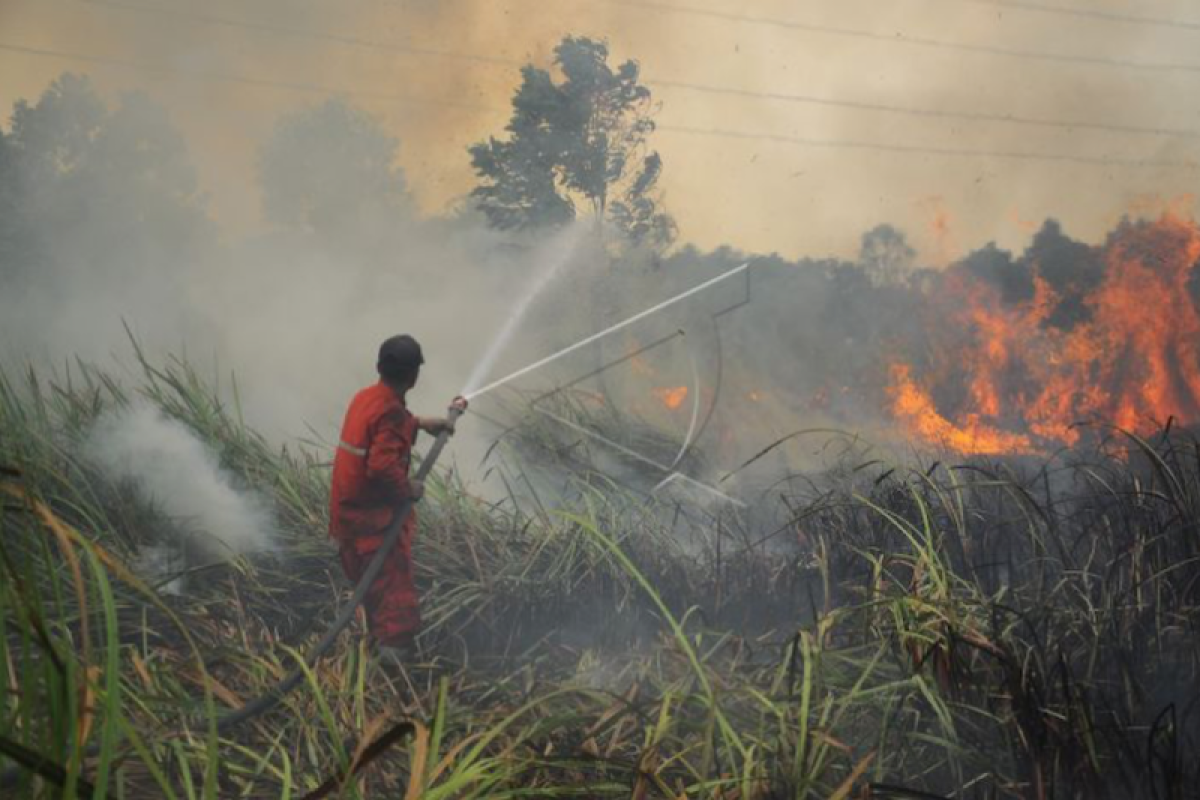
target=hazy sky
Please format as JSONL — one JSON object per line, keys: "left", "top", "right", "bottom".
{"left": 3, "top": 0, "right": 1199, "bottom": 262}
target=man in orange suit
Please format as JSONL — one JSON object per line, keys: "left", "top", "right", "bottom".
{"left": 328, "top": 334, "right": 457, "bottom": 651}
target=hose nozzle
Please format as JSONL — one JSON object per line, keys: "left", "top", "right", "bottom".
{"left": 446, "top": 396, "right": 468, "bottom": 432}
{"left": 414, "top": 397, "right": 467, "bottom": 481}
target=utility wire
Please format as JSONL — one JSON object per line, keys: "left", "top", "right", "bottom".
{"left": 74, "top": 0, "right": 1200, "bottom": 141}
{"left": 653, "top": 79, "right": 1200, "bottom": 140}
{"left": 0, "top": 42, "right": 493, "bottom": 112}
{"left": 947, "top": 0, "right": 1200, "bottom": 32}
{"left": 658, "top": 123, "right": 1199, "bottom": 170}
{"left": 80, "top": 0, "right": 517, "bottom": 66}
{"left": 2, "top": 41, "right": 1194, "bottom": 170}
{"left": 589, "top": 0, "right": 1200, "bottom": 75}
{"left": 83, "top": 0, "right": 1200, "bottom": 78}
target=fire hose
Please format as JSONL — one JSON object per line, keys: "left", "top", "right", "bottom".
{"left": 0, "top": 401, "right": 465, "bottom": 792}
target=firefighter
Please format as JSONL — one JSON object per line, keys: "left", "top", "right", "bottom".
{"left": 328, "top": 334, "right": 462, "bottom": 654}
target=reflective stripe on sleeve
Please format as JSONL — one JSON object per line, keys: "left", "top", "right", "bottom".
{"left": 338, "top": 440, "right": 368, "bottom": 458}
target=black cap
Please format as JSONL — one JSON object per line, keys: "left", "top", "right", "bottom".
{"left": 377, "top": 334, "right": 424, "bottom": 380}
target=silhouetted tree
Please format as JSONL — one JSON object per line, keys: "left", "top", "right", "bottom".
{"left": 469, "top": 36, "right": 675, "bottom": 250}
{"left": 0, "top": 130, "right": 18, "bottom": 267}
{"left": 258, "top": 98, "right": 412, "bottom": 237}
{"left": 0, "top": 73, "right": 209, "bottom": 283}
{"left": 961, "top": 242, "right": 1033, "bottom": 304}
{"left": 1026, "top": 219, "right": 1101, "bottom": 330}
{"left": 859, "top": 224, "right": 915, "bottom": 285}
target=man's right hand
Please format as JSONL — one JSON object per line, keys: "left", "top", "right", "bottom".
{"left": 409, "top": 479, "right": 425, "bottom": 500}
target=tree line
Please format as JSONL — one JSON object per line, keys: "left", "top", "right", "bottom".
{"left": 0, "top": 36, "right": 680, "bottom": 273}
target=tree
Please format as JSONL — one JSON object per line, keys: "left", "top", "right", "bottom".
{"left": 8, "top": 72, "right": 107, "bottom": 190}
{"left": 1, "top": 73, "right": 209, "bottom": 284}
{"left": 258, "top": 98, "right": 412, "bottom": 237}
{"left": 0, "top": 130, "right": 18, "bottom": 266}
{"left": 859, "top": 224, "right": 916, "bottom": 286}
{"left": 1024, "top": 219, "right": 1101, "bottom": 331}
{"left": 961, "top": 241, "right": 1033, "bottom": 304}
{"left": 469, "top": 36, "right": 675, "bottom": 250}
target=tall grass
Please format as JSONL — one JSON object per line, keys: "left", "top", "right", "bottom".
{"left": 2, "top": 351, "right": 1198, "bottom": 797}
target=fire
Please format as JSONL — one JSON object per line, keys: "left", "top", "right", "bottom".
{"left": 653, "top": 386, "right": 689, "bottom": 410}
{"left": 628, "top": 351, "right": 654, "bottom": 377}
{"left": 888, "top": 365, "right": 1037, "bottom": 455}
{"left": 888, "top": 213, "right": 1200, "bottom": 455}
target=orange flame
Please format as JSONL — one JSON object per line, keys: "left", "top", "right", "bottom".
{"left": 653, "top": 386, "right": 689, "bottom": 410}
{"left": 888, "top": 213, "right": 1200, "bottom": 455}
{"left": 888, "top": 365, "right": 1037, "bottom": 455}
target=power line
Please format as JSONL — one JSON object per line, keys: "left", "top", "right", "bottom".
{"left": 2, "top": 41, "right": 1193, "bottom": 170}
{"left": 80, "top": 0, "right": 518, "bottom": 67}
{"left": 88, "top": 0, "right": 1200, "bottom": 80}
{"left": 652, "top": 79, "right": 1200, "bottom": 140}
{"left": 658, "top": 123, "right": 1199, "bottom": 170}
{"left": 77, "top": 0, "right": 1200, "bottom": 141}
{"left": 0, "top": 42, "right": 492, "bottom": 112}
{"left": 590, "top": 0, "right": 1200, "bottom": 75}
{"left": 949, "top": 0, "right": 1200, "bottom": 32}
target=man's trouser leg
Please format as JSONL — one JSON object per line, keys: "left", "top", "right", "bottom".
{"left": 339, "top": 520, "right": 420, "bottom": 646}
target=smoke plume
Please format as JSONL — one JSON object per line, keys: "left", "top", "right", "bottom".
{"left": 4, "top": 0, "right": 1198, "bottom": 261}
{"left": 4, "top": 65, "right": 1200, "bottom": 515}
{"left": 86, "top": 402, "right": 276, "bottom": 557}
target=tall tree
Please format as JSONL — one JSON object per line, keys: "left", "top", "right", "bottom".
{"left": 1, "top": 73, "right": 209, "bottom": 283}
{"left": 0, "top": 130, "right": 18, "bottom": 266}
{"left": 469, "top": 36, "right": 675, "bottom": 250}
{"left": 258, "top": 98, "right": 412, "bottom": 238}
{"left": 859, "top": 224, "right": 916, "bottom": 286}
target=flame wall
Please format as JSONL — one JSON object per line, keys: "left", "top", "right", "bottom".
{"left": 888, "top": 214, "right": 1200, "bottom": 454}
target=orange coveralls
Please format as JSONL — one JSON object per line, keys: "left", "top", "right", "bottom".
{"left": 328, "top": 382, "right": 421, "bottom": 644}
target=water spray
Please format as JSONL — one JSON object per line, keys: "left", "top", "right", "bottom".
{"left": 3, "top": 262, "right": 753, "bottom": 789}
{"left": 220, "top": 264, "right": 747, "bottom": 730}
{"left": 465, "top": 262, "right": 749, "bottom": 401}
{"left": 462, "top": 225, "right": 586, "bottom": 397}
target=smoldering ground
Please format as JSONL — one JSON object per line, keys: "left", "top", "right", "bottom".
{"left": 86, "top": 401, "right": 277, "bottom": 559}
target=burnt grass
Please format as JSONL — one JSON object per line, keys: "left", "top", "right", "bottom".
{"left": 3, "top": 358, "right": 1200, "bottom": 798}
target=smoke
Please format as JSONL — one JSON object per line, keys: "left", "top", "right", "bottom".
{"left": 0, "top": 78, "right": 568, "bottom": 448}
{"left": 5, "top": 0, "right": 1199, "bottom": 263}
{"left": 3, "top": 64, "right": 1197, "bottom": 522}
{"left": 86, "top": 402, "right": 276, "bottom": 557}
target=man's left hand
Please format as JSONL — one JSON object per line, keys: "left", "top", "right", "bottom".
{"left": 419, "top": 417, "right": 456, "bottom": 436}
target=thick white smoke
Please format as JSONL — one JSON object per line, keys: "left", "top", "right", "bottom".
{"left": 86, "top": 403, "right": 276, "bottom": 557}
